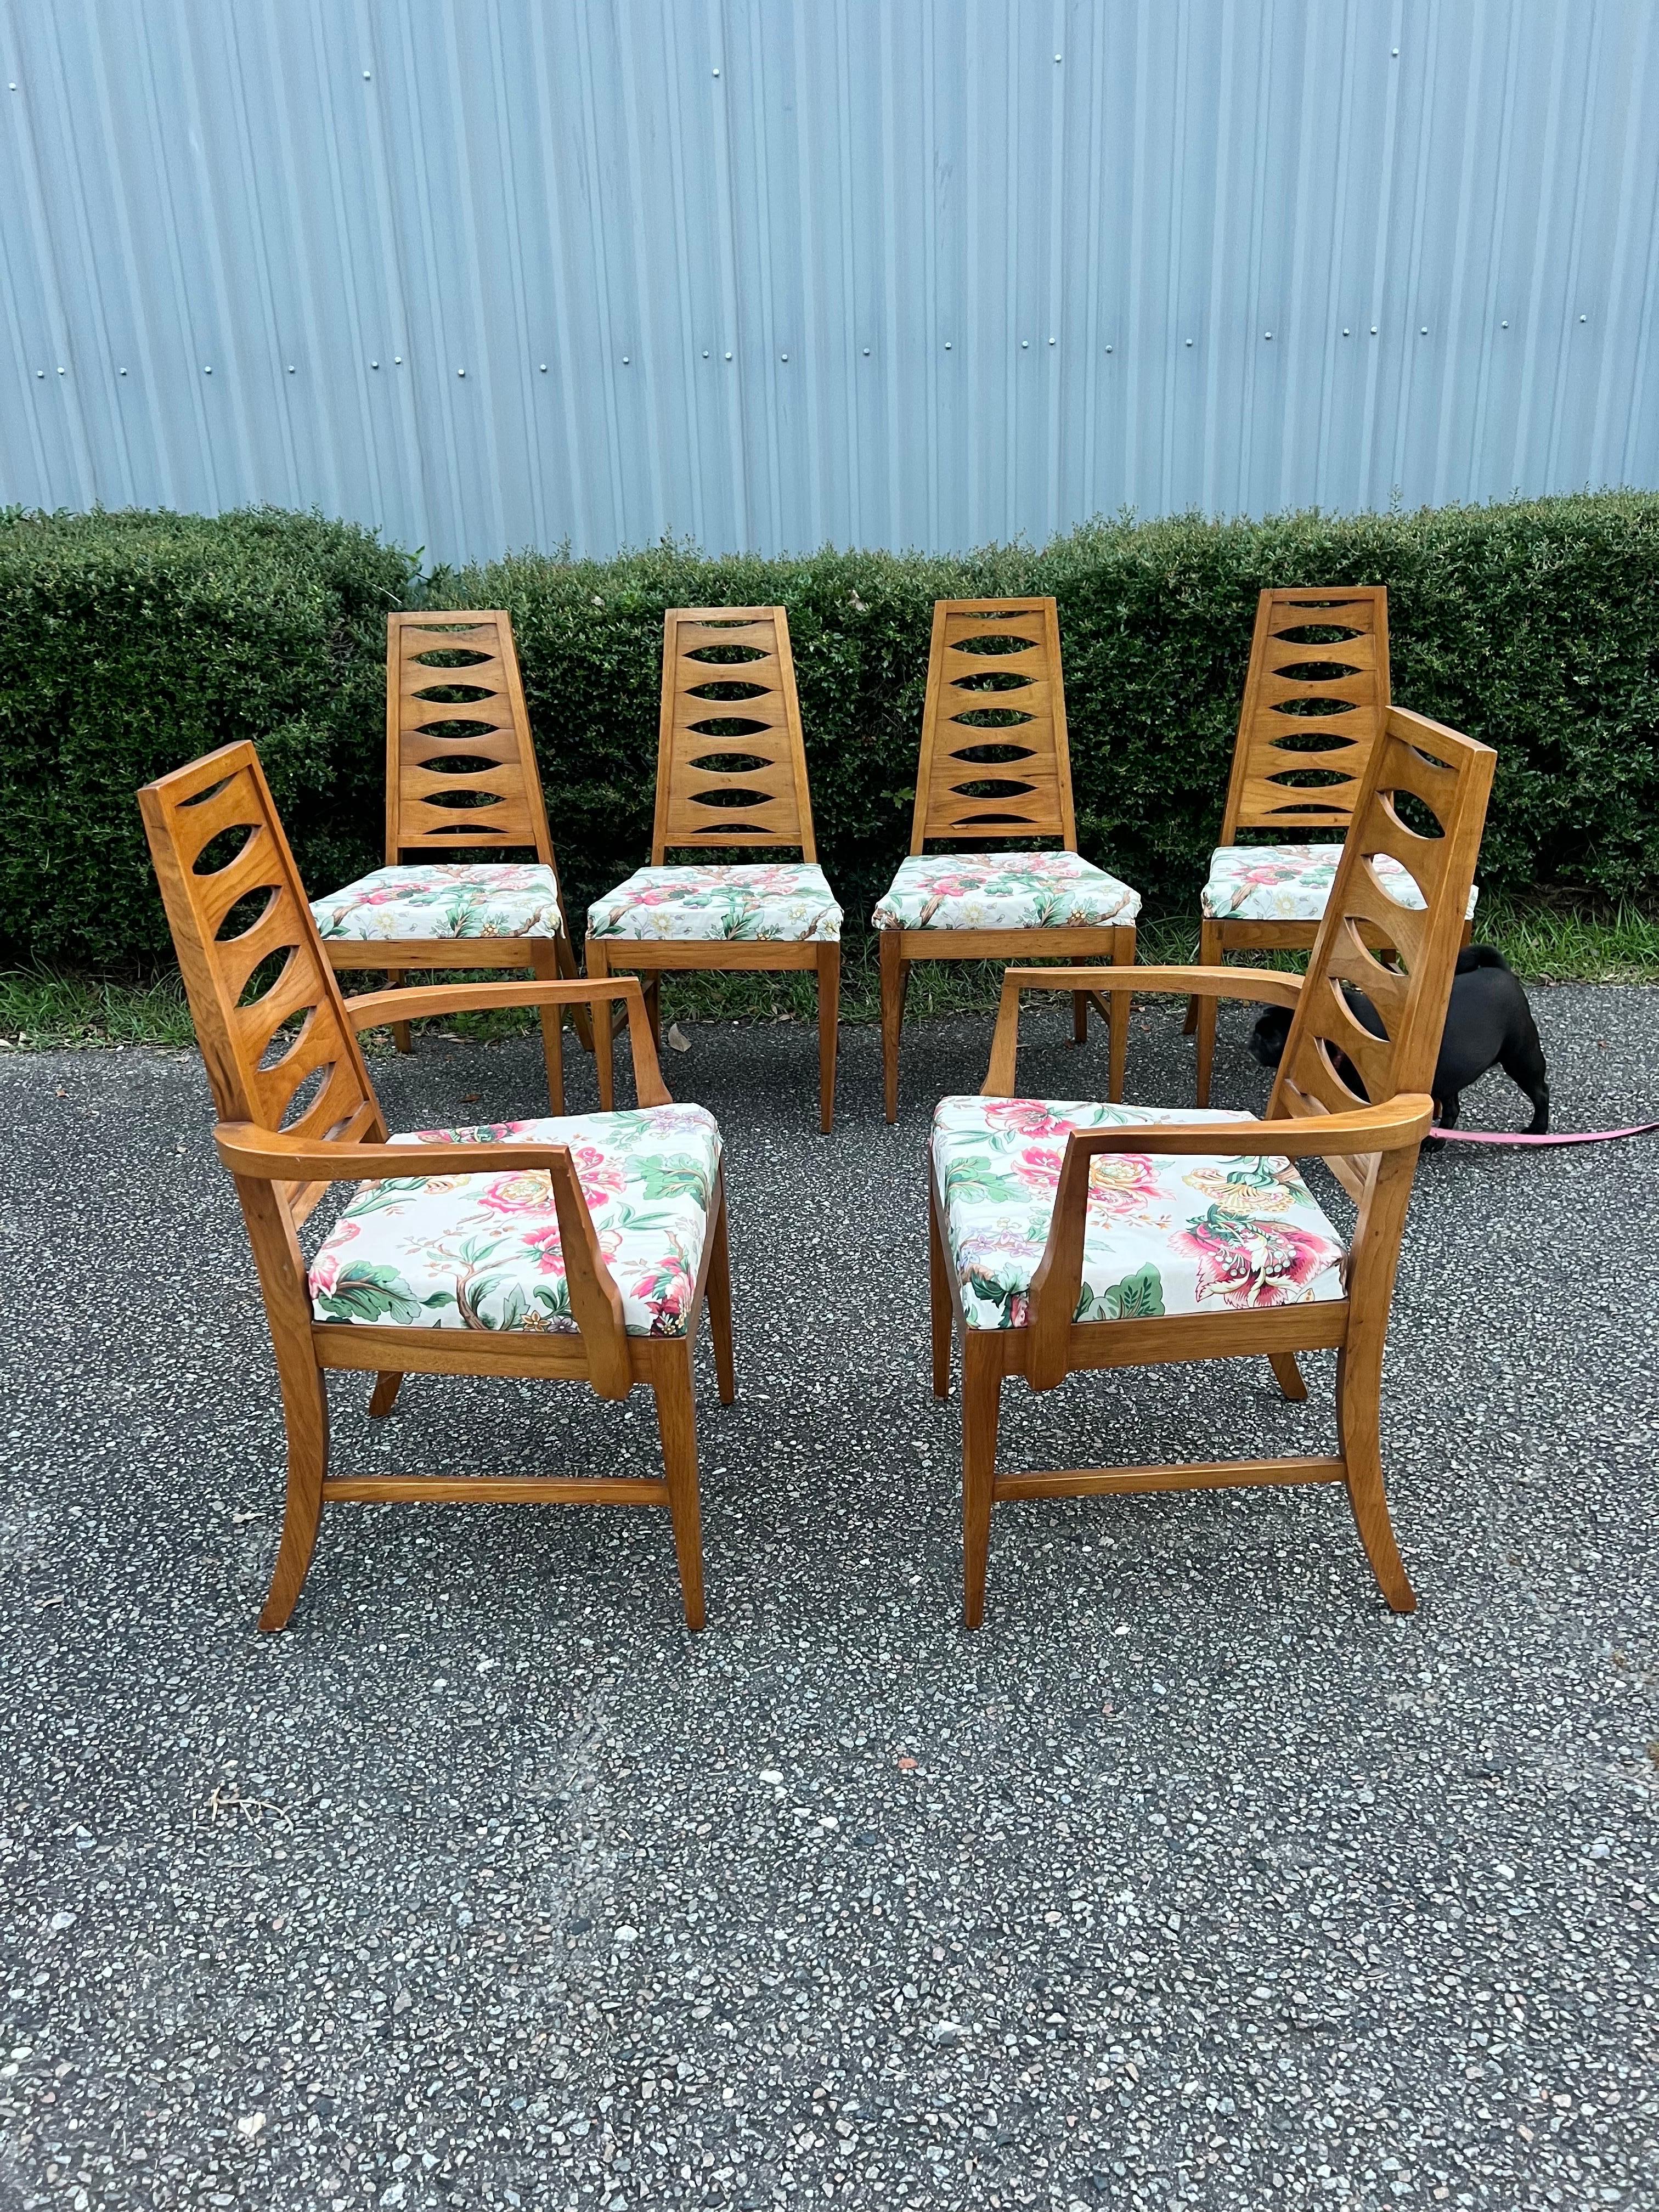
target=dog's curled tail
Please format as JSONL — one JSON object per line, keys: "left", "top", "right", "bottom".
{"left": 1455, "top": 944, "right": 1511, "bottom": 974}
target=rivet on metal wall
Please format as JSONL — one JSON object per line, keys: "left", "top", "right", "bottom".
{"left": 1263, "top": 331, "right": 1272, "bottom": 340}
{"left": 120, "top": 367, "right": 127, "bottom": 376}
{"left": 780, "top": 353, "right": 788, "bottom": 362}
{"left": 287, "top": 364, "right": 296, "bottom": 373}
{"left": 36, "top": 369, "right": 43, "bottom": 378}
{"left": 58, "top": 366, "right": 65, "bottom": 375}
{"left": 862, "top": 347, "right": 870, "bottom": 356}
{"left": 944, "top": 341, "right": 952, "bottom": 350}
{"left": 1501, "top": 321, "right": 1509, "bottom": 329}
{"left": 1420, "top": 326, "right": 1428, "bottom": 335}
{"left": 1105, "top": 346, "right": 1113, "bottom": 354}
{"left": 1342, "top": 327, "right": 1350, "bottom": 336}
{"left": 363, "top": 71, "right": 370, "bottom": 80}
{"left": 725, "top": 352, "right": 732, "bottom": 362}
{"left": 394, "top": 356, "right": 402, "bottom": 365}
{"left": 622, "top": 356, "right": 630, "bottom": 365}
{"left": 1021, "top": 339, "right": 1029, "bottom": 349}
{"left": 712, "top": 67, "right": 720, "bottom": 77}
{"left": 1048, "top": 336, "right": 1056, "bottom": 345}
{"left": 1579, "top": 314, "right": 1588, "bottom": 323}
{"left": 702, "top": 350, "right": 709, "bottom": 359}
{"left": 371, "top": 360, "right": 380, "bottom": 369}
{"left": 204, "top": 365, "right": 212, "bottom": 374}
{"left": 540, "top": 362, "right": 547, "bottom": 371}
{"left": 457, "top": 368, "right": 465, "bottom": 377}
{"left": 1370, "top": 326, "right": 1378, "bottom": 335}
{"left": 1054, "top": 54, "right": 1062, "bottom": 64}
{"left": 1185, "top": 338, "right": 1193, "bottom": 347}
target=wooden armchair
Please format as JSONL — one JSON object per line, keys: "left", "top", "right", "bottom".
{"left": 138, "top": 741, "right": 733, "bottom": 1633}
{"left": 310, "top": 611, "right": 588, "bottom": 1110}
{"left": 873, "top": 598, "right": 1140, "bottom": 1123}
{"left": 1188, "top": 586, "right": 1474, "bottom": 1102}
{"left": 928, "top": 706, "right": 1495, "bottom": 1627}
{"left": 585, "top": 607, "right": 842, "bottom": 1131}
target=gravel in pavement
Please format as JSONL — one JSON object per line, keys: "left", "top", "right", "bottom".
{"left": 1, "top": 988, "right": 1655, "bottom": 2210}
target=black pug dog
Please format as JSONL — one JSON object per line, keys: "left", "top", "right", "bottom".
{"left": 1249, "top": 946, "right": 1549, "bottom": 1135}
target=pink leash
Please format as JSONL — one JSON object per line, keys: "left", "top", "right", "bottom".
{"left": 1433, "top": 1120, "right": 1659, "bottom": 1147}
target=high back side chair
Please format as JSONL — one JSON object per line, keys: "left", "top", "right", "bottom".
{"left": 585, "top": 607, "right": 843, "bottom": 1131}
{"left": 928, "top": 706, "right": 1494, "bottom": 1628}
{"left": 310, "top": 611, "right": 588, "bottom": 1111}
{"left": 872, "top": 598, "right": 1140, "bottom": 1123}
{"left": 1189, "top": 586, "right": 1479, "bottom": 1103}
{"left": 138, "top": 741, "right": 735, "bottom": 1633}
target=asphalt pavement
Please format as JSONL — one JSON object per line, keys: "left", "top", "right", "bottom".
{"left": 1, "top": 986, "right": 1655, "bottom": 2211}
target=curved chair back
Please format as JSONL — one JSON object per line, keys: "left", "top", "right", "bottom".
{"left": 387, "top": 610, "right": 555, "bottom": 865}
{"left": 1269, "top": 706, "right": 1494, "bottom": 1127}
{"left": 911, "top": 596, "right": 1075, "bottom": 851}
{"left": 653, "top": 606, "right": 816, "bottom": 861}
{"left": 1220, "top": 585, "right": 1390, "bottom": 840}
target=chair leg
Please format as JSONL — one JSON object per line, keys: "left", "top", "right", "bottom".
{"left": 1108, "top": 926, "right": 1133, "bottom": 1103}
{"left": 1268, "top": 1352, "right": 1307, "bottom": 1403}
{"left": 928, "top": 1178, "right": 952, "bottom": 1398}
{"left": 368, "top": 1372, "right": 403, "bottom": 1418}
{"left": 586, "top": 941, "right": 616, "bottom": 1110}
{"left": 962, "top": 1334, "right": 1002, "bottom": 1630}
{"left": 557, "top": 932, "right": 596, "bottom": 1055}
{"left": 816, "top": 941, "right": 840, "bottom": 1133}
{"left": 1336, "top": 1343, "right": 1416, "bottom": 1613}
{"left": 652, "top": 1345, "right": 706, "bottom": 1632}
{"left": 389, "top": 968, "right": 414, "bottom": 1056}
{"left": 880, "top": 930, "right": 905, "bottom": 1124}
{"left": 1073, "top": 990, "right": 1088, "bottom": 1044}
{"left": 644, "top": 974, "right": 663, "bottom": 1051}
{"left": 258, "top": 1356, "right": 330, "bottom": 1632}
{"left": 530, "top": 939, "right": 566, "bottom": 1115}
{"left": 707, "top": 1178, "right": 736, "bottom": 1406}
{"left": 1194, "top": 920, "right": 1222, "bottom": 1107}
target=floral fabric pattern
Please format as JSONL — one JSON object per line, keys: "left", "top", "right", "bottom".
{"left": 311, "top": 863, "right": 563, "bottom": 942}
{"left": 309, "top": 1104, "right": 721, "bottom": 1338}
{"left": 1201, "top": 843, "right": 1480, "bottom": 923}
{"left": 588, "top": 864, "right": 842, "bottom": 944}
{"left": 872, "top": 851, "right": 1141, "bottom": 932}
{"left": 932, "top": 1094, "right": 1347, "bottom": 1331}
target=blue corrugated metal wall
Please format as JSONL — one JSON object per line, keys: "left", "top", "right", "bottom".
{"left": 3, "top": 0, "right": 1657, "bottom": 565}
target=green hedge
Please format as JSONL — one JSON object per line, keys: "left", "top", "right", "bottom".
{"left": 2, "top": 494, "right": 1657, "bottom": 970}
{"left": 0, "top": 506, "right": 411, "bottom": 966}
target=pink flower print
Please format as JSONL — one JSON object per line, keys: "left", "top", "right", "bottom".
{"left": 980, "top": 1099, "right": 1083, "bottom": 1138}
{"left": 1171, "top": 1214, "right": 1341, "bottom": 1308}
{"left": 309, "top": 1218, "right": 360, "bottom": 1296}
{"left": 476, "top": 1170, "right": 557, "bottom": 1217}
{"left": 1085, "top": 1154, "right": 1162, "bottom": 1220}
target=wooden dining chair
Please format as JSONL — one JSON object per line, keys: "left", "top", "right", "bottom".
{"left": 585, "top": 606, "right": 843, "bottom": 1130}
{"left": 310, "top": 611, "right": 589, "bottom": 1110}
{"left": 872, "top": 597, "right": 1140, "bottom": 1124}
{"left": 138, "top": 740, "right": 734, "bottom": 1633}
{"left": 928, "top": 704, "right": 1495, "bottom": 1627}
{"left": 1189, "top": 586, "right": 1479, "bottom": 1104}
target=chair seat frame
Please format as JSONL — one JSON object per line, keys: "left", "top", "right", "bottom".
{"left": 878, "top": 598, "right": 1135, "bottom": 1123}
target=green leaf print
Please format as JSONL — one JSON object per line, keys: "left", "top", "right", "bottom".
{"left": 317, "top": 1262, "right": 452, "bottom": 1325}
{"left": 631, "top": 1152, "right": 713, "bottom": 1203}
{"left": 1077, "top": 1264, "right": 1165, "bottom": 1322}
{"left": 943, "top": 1160, "right": 1035, "bottom": 1206}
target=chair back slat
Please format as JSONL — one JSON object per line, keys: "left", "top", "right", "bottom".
{"left": 1269, "top": 707, "right": 1496, "bottom": 1124}
{"left": 387, "top": 611, "right": 554, "bottom": 863}
{"left": 138, "top": 743, "right": 387, "bottom": 1178}
{"left": 1222, "top": 586, "right": 1390, "bottom": 839}
{"left": 653, "top": 606, "right": 817, "bottom": 861}
{"left": 911, "top": 597, "right": 1075, "bottom": 851}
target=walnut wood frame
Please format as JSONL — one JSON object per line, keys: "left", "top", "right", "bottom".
{"left": 932, "top": 704, "right": 1496, "bottom": 1627}
{"left": 1191, "top": 585, "right": 1395, "bottom": 1104}
{"left": 319, "top": 610, "right": 590, "bottom": 1109}
{"left": 138, "top": 740, "right": 733, "bottom": 1634}
{"left": 585, "top": 606, "right": 840, "bottom": 1132}
{"left": 879, "top": 597, "right": 1135, "bottom": 1124}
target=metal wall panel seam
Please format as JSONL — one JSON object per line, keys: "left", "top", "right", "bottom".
{"left": 658, "top": 2, "right": 709, "bottom": 552}
{"left": 572, "top": 0, "right": 630, "bottom": 557}
{"left": 528, "top": 5, "right": 595, "bottom": 558}
{"left": 482, "top": 2, "right": 547, "bottom": 554}
{"left": 1466, "top": 0, "right": 1525, "bottom": 507}
{"left": 707, "top": 0, "right": 752, "bottom": 555}
{"left": 1593, "top": 7, "right": 1659, "bottom": 483}
{"left": 10, "top": 9, "right": 95, "bottom": 506}
{"left": 1354, "top": 0, "right": 1406, "bottom": 507}
{"left": 131, "top": 6, "right": 218, "bottom": 511}
{"left": 877, "top": 2, "right": 902, "bottom": 550}
{"left": 614, "top": 0, "right": 675, "bottom": 549}
{"left": 1542, "top": 8, "right": 1607, "bottom": 492}
{"left": 221, "top": 1, "right": 303, "bottom": 508}
{"left": 1509, "top": 4, "right": 1575, "bottom": 496}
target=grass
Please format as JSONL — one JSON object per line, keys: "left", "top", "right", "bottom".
{"left": 1, "top": 898, "right": 1655, "bottom": 1053}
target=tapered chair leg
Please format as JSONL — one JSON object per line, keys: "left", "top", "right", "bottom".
{"left": 707, "top": 1179, "right": 736, "bottom": 1406}
{"left": 928, "top": 1181, "right": 953, "bottom": 1397}
{"left": 816, "top": 941, "right": 840, "bottom": 1133}
{"left": 880, "top": 929, "right": 905, "bottom": 1124}
{"left": 1336, "top": 1343, "right": 1416, "bottom": 1613}
{"left": 961, "top": 1334, "right": 1002, "bottom": 1630}
{"left": 389, "top": 967, "right": 414, "bottom": 1056}
{"left": 369, "top": 1372, "right": 404, "bottom": 1418}
{"left": 585, "top": 941, "right": 616, "bottom": 1110}
{"left": 1073, "top": 991, "right": 1088, "bottom": 1044}
{"left": 259, "top": 1358, "right": 330, "bottom": 1633}
{"left": 1108, "top": 928, "right": 1135, "bottom": 1103}
{"left": 1194, "top": 920, "right": 1222, "bottom": 1106}
{"left": 653, "top": 1347, "right": 707, "bottom": 1631}
{"left": 1268, "top": 1352, "right": 1307, "bottom": 1403}
{"left": 556, "top": 932, "right": 597, "bottom": 1056}
{"left": 529, "top": 938, "right": 566, "bottom": 1115}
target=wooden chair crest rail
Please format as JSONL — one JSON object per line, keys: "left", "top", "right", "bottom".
{"left": 928, "top": 704, "right": 1496, "bottom": 1627}
{"left": 873, "top": 597, "right": 1140, "bottom": 1124}
{"left": 1186, "top": 585, "right": 1468, "bottom": 1105}
{"left": 585, "top": 606, "right": 843, "bottom": 1131}
{"left": 137, "top": 740, "right": 734, "bottom": 1634}
{"left": 309, "top": 611, "right": 589, "bottom": 1111}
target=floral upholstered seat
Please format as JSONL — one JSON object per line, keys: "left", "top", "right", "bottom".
{"left": 309, "top": 1104, "right": 722, "bottom": 1338}
{"left": 872, "top": 851, "right": 1141, "bottom": 932}
{"left": 932, "top": 1094, "right": 1347, "bottom": 1329}
{"left": 1201, "top": 844, "right": 1479, "bottom": 924}
{"left": 588, "top": 863, "right": 841, "bottom": 943}
{"left": 311, "top": 863, "right": 564, "bottom": 941}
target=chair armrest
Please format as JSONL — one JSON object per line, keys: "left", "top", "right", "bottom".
{"left": 215, "top": 1123, "right": 632, "bottom": 1397}
{"left": 343, "top": 974, "right": 670, "bottom": 1107}
{"left": 983, "top": 965, "right": 1302, "bottom": 1094}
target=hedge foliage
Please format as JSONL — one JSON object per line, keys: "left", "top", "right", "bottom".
{"left": 0, "top": 506, "right": 411, "bottom": 965}
{"left": 2, "top": 494, "right": 1657, "bottom": 970}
